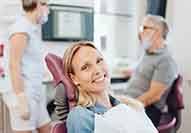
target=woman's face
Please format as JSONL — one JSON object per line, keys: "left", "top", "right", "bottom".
{"left": 70, "top": 46, "right": 110, "bottom": 94}
{"left": 36, "top": 2, "right": 49, "bottom": 24}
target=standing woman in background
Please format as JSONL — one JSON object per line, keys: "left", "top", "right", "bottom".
{"left": 2, "top": 0, "right": 51, "bottom": 133}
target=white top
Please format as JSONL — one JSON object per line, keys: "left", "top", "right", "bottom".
{"left": 95, "top": 104, "right": 158, "bottom": 133}
{"left": 0, "top": 15, "right": 45, "bottom": 101}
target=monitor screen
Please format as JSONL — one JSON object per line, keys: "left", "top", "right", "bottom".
{"left": 42, "top": 4, "right": 94, "bottom": 41}
{"left": 55, "top": 11, "right": 82, "bottom": 39}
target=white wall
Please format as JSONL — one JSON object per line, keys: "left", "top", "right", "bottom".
{"left": 168, "top": 0, "right": 191, "bottom": 80}
{"left": 0, "top": 0, "right": 22, "bottom": 65}
{"left": 94, "top": 0, "right": 141, "bottom": 72}
{"left": 94, "top": 0, "right": 139, "bottom": 57}
{"left": 0, "top": 0, "right": 22, "bottom": 42}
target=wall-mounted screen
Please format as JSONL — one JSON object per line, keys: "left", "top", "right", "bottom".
{"left": 42, "top": 4, "right": 94, "bottom": 41}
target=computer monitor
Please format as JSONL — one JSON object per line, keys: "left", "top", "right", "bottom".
{"left": 42, "top": 4, "right": 94, "bottom": 41}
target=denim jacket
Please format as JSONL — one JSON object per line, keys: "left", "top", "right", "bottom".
{"left": 66, "top": 96, "right": 119, "bottom": 133}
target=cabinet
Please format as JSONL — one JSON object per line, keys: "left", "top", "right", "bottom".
{"left": 0, "top": 94, "right": 12, "bottom": 133}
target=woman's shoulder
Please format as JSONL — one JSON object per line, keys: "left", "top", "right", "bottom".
{"left": 9, "top": 16, "right": 31, "bottom": 38}
{"left": 68, "top": 106, "right": 94, "bottom": 120}
{"left": 66, "top": 106, "right": 94, "bottom": 132}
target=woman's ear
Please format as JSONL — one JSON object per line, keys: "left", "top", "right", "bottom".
{"left": 69, "top": 73, "right": 80, "bottom": 86}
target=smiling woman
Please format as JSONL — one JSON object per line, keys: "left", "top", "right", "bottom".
{"left": 60, "top": 41, "right": 158, "bottom": 133}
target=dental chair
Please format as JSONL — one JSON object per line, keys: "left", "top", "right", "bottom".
{"left": 157, "top": 74, "right": 184, "bottom": 133}
{"left": 45, "top": 53, "right": 184, "bottom": 133}
{"left": 45, "top": 53, "right": 76, "bottom": 133}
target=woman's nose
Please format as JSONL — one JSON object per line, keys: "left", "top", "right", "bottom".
{"left": 94, "top": 65, "right": 102, "bottom": 75}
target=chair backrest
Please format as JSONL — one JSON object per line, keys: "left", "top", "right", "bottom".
{"left": 45, "top": 53, "right": 77, "bottom": 109}
{"left": 45, "top": 53, "right": 79, "bottom": 133}
{"left": 158, "top": 75, "right": 184, "bottom": 132}
{"left": 167, "top": 75, "right": 184, "bottom": 110}
{"left": 166, "top": 74, "right": 184, "bottom": 130}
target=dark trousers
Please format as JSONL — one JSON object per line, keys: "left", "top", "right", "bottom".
{"left": 145, "top": 105, "right": 162, "bottom": 127}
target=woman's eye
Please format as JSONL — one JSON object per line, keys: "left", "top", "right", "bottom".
{"left": 97, "top": 58, "right": 103, "bottom": 64}
{"left": 81, "top": 65, "right": 88, "bottom": 71}
{"left": 40, "top": 2, "right": 47, "bottom": 6}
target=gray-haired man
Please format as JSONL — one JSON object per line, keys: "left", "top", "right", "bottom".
{"left": 122, "top": 15, "right": 177, "bottom": 127}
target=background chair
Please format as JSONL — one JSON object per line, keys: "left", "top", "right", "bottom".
{"left": 157, "top": 75, "right": 184, "bottom": 133}
{"left": 0, "top": 66, "right": 5, "bottom": 78}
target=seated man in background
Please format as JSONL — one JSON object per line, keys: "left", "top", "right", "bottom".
{"left": 121, "top": 14, "right": 178, "bottom": 127}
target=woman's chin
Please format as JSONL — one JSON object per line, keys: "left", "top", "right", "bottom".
{"left": 91, "top": 84, "right": 110, "bottom": 94}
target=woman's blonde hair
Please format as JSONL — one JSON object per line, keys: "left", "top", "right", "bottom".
{"left": 63, "top": 41, "right": 98, "bottom": 107}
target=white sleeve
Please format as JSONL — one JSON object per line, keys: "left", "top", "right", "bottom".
{"left": 8, "top": 20, "right": 30, "bottom": 40}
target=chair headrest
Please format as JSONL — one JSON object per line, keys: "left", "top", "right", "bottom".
{"left": 45, "top": 53, "right": 76, "bottom": 106}
{"left": 45, "top": 53, "right": 64, "bottom": 86}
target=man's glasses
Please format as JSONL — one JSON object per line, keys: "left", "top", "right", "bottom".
{"left": 139, "top": 25, "right": 156, "bottom": 32}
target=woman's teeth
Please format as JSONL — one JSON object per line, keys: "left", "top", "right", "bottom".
{"left": 94, "top": 76, "right": 105, "bottom": 82}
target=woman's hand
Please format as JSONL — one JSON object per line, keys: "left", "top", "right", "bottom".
{"left": 16, "top": 92, "right": 30, "bottom": 120}
{"left": 116, "top": 95, "right": 144, "bottom": 111}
